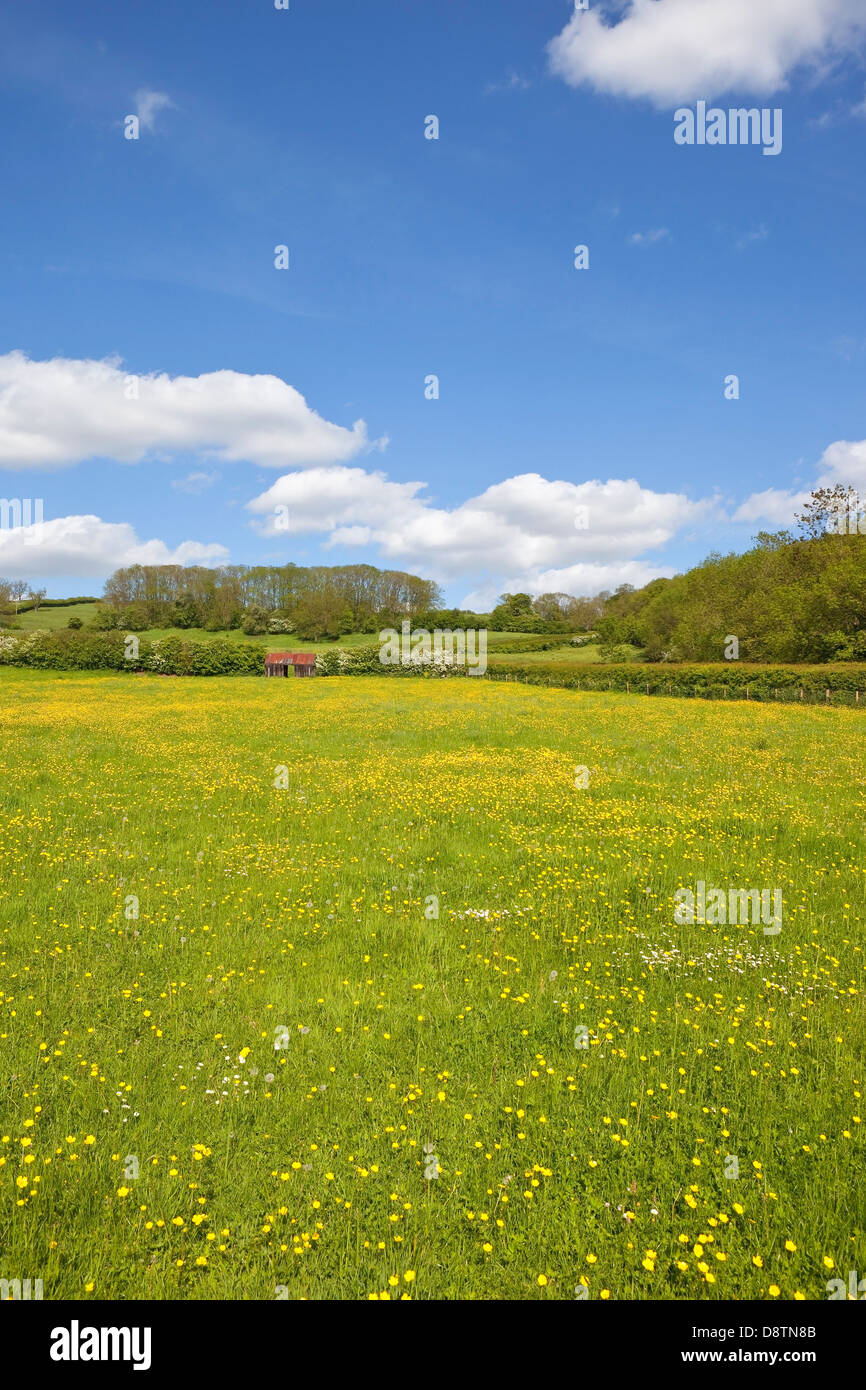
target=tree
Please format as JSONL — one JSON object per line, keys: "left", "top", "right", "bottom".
{"left": 241, "top": 604, "right": 270, "bottom": 635}
{"left": 293, "top": 588, "right": 345, "bottom": 641}
{"left": 9, "top": 579, "right": 28, "bottom": 614}
{"left": 122, "top": 602, "right": 149, "bottom": 632}
{"left": 490, "top": 592, "right": 540, "bottom": 631}
{"left": 171, "top": 592, "right": 200, "bottom": 629}
{"left": 796, "top": 485, "right": 864, "bottom": 539}
{"left": 28, "top": 587, "right": 47, "bottom": 612}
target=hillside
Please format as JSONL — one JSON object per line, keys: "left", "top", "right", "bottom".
{"left": 596, "top": 523, "right": 866, "bottom": 664}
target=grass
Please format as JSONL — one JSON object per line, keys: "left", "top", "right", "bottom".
{"left": 13, "top": 603, "right": 100, "bottom": 632}
{"left": 487, "top": 642, "right": 606, "bottom": 665}
{"left": 1, "top": 670, "right": 863, "bottom": 1301}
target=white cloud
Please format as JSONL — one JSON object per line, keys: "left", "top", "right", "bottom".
{"left": 248, "top": 466, "right": 714, "bottom": 597}
{"left": 816, "top": 437, "right": 866, "bottom": 487}
{"left": 248, "top": 466, "right": 427, "bottom": 536}
{"left": 0, "top": 353, "right": 372, "bottom": 470}
{"left": 134, "top": 89, "right": 175, "bottom": 131}
{"left": 462, "top": 560, "right": 675, "bottom": 612}
{"left": 171, "top": 470, "right": 220, "bottom": 494}
{"left": 627, "top": 227, "right": 670, "bottom": 245}
{"left": 735, "top": 436, "right": 866, "bottom": 525}
{"left": 0, "top": 513, "right": 227, "bottom": 578}
{"left": 733, "top": 487, "right": 811, "bottom": 525}
{"left": 548, "top": 0, "right": 866, "bottom": 106}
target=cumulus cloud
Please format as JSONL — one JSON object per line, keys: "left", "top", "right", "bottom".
{"left": 548, "top": 0, "right": 866, "bottom": 106}
{"left": 0, "top": 513, "right": 227, "bottom": 578}
{"left": 134, "top": 89, "right": 175, "bottom": 131}
{"left": 247, "top": 466, "right": 714, "bottom": 597}
{"left": 735, "top": 437, "right": 866, "bottom": 526}
{"left": 0, "top": 353, "right": 372, "bottom": 470}
{"left": 461, "top": 560, "right": 675, "bottom": 613}
{"left": 248, "top": 466, "right": 427, "bottom": 536}
{"left": 816, "top": 438, "right": 866, "bottom": 488}
{"left": 733, "top": 487, "right": 811, "bottom": 526}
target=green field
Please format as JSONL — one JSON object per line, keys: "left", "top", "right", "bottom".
{"left": 10, "top": 613, "right": 604, "bottom": 661}
{"left": 13, "top": 603, "right": 101, "bottom": 632}
{"left": 1, "top": 670, "right": 863, "bottom": 1300}
{"left": 486, "top": 642, "right": 607, "bottom": 665}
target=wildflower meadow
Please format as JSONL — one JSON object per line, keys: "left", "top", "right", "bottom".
{"left": 1, "top": 669, "right": 862, "bottom": 1301}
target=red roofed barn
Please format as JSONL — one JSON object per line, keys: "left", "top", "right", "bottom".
{"left": 265, "top": 652, "right": 317, "bottom": 678}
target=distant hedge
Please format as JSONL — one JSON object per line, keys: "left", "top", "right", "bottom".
{"left": 474, "top": 660, "right": 866, "bottom": 706}
{"left": 485, "top": 635, "right": 567, "bottom": 654}
{"left": 318, "top": 649, "right": 866, "bottom": 704}
{"left": 2, "top": 632, "right": 865, "bottom": 704}
{"left": 7, "top": 596, "right": 99, "bottom": 614}
{"left": 0, "top": 631, "right": 262, "bottom": 675}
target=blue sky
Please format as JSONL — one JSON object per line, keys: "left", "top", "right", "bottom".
{"left": 1, "top": 0, "right": 865, "bottom": 606}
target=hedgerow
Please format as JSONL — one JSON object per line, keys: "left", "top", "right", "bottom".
{"left": 2, "top": 631, "right": 865, "bottom": 703}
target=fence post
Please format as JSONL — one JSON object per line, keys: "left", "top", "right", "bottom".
{"left": 799, "top": 688, "right": 803, "bottom": 701}
{"left": 826, "top": 688, "right": 830, "bottom": 704}
{"left": 626, "top": 681, "right": 630, "bottom": 694}
{"left": 646, "top": 683, "right": 650, "bottom": 696}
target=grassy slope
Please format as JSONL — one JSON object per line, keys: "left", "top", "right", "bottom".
{"left": 13, "top": 615, "right": 604, "bottom": 659}
{"left": 13, "top": 602, "right": 100, "bottom": 631}
{"left": 0, "top": 669, "right": 862, "bottom": 1300}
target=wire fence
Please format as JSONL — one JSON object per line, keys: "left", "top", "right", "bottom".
{"left": 484, "top": 670, "right": 866, "bottom": 708}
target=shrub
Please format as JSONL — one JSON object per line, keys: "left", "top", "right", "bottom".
{"left": 241, "top": 605, "right": 270, "bottom": 635}
{"left": 92, "top": 607, "right": 119, "bottom": 630}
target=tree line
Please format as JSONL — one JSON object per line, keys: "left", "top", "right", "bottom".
{"left": 98, "top": 563, "right": 442, "bottom": 640}
{"left": 95, "top": 567, "right": 604, "bottom": 639}
{"left": 595, "top": 486, "right": 866, "bottom": 663}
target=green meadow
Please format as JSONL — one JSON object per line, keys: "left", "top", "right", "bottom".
{"left": 1, "top": 669, "right": 863, "bottom": 1300}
